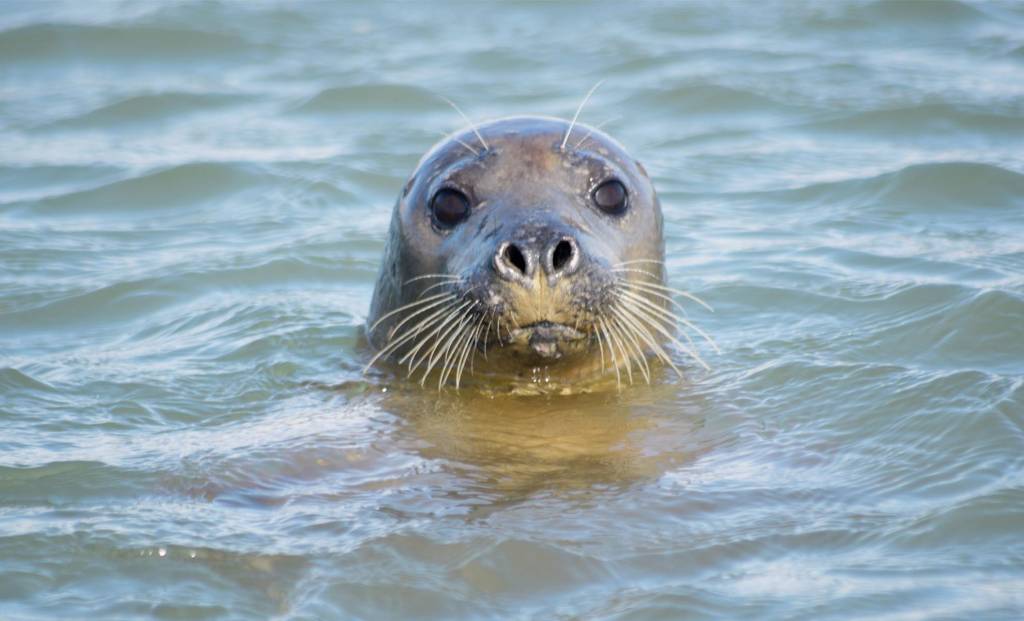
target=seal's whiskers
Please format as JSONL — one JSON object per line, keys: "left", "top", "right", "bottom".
{"left": 403, "top": 273, "right": 465, "bottom": 285}
{"left": 452, "top": 315, "right": 485, "bottom": 389}
{"left": 440, "top": 96, "right": 489, "bottom": 152}
{"left": 368, "top": 292, "right": 454, "bottom": 334}
{"left": 618, "top": 289, "right": 711, "bottom": 371}
{"left": 619, "top": 289, "right": 718, "bottom": 355}
{"left": 605, "top": 268, "right": 719, "bottom": 374}
{"left": 610, "top": 266, "right": 660, "bottom": 278}
{"left": 596, "top": 316, "right": 622, "bottom": 388}
{"left": 573, "top": 115, "right": 622, "bottom": 151}
{"left": 601, "top": 314, "right": 634, "bottom": 384}
{"left": 400, "top": 299, "right": 474, "bottom": 374}
{"left": 435, "top": 130, "right": 479, "bottom": 157}
{"left": 608, "top": 311, "right": 652, "bottom": 383}
{"left": 421, "top": 308, "right": 476, "bottom": 385}
{"left": 610, "top": 303, "right": 683, "bottom": 379}
{"left": 560, "top": 80, "right": 604, "bottom": 151}
{"left": 631, "top": 291, "right": 717, "bottom": 353}
{"left": 614, "top": 258, "right": 666, "bottom": 267}
{"left": 482, "top": 316, "right": 494, "bottom": 359}
{"left": 616, "top": 277, "right": 715, "bottom": 313}
{"left": 365, "top": 300, "right": 459, "bottom": 372}
{"left": 593, "top": 324, "right": 607, "bottom": 371}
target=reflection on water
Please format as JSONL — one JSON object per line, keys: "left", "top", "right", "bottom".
{"left": 2, "top": 0, "right": 1024, "bottom": 618}
{"left": 395, "top": 383, "right": 706, "bottom": 502}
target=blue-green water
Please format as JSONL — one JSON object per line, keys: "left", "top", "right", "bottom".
{"left": 2, "top": 1, "right": 1024, "bottom": 619}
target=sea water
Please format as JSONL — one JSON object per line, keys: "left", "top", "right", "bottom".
{"left": 1, "top": 1, "right": 1023, "bottom": 619}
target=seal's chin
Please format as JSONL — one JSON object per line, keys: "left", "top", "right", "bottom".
{"left": 505, "top": 320, "right": 588, "bottom": 360}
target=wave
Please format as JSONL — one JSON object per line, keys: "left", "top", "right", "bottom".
{"left": 977, "top": 252, "right": 1024, "bottom": 278}
{"left": 865, "top": 288, "right": 1024, "bottom": 373}
{"left": 897, "top": 485, "right": 1024, "bottom": 547}
{"left": 0, "top": 461, "right": 139, "bottom": 496}
{"left": 0, "top": 367, "right": 56, "bottom": 395}
{"left": 0, "top": 164, "right": 125, "bottom": 204}
{"left": 759, "top": 162, "right": 1024, "bottom": 212}
{"left": 803, "top": 104, "right": 1024, "bottom": 139}
{"left": 0, "top": 258, "right": 361, "bottom": 333}
{"left": 736, "top": 283, "right": 1024, "bottom": 374}
{"left": 858, "top": 0, "right": 987, "bottom": 25}
{"left": 625, "top": 83, "right": 803, "bottom": 117}
{"left": 291, "top": 84, "right": 440, "bottom": 115}
{"left": 0, "top": 22, "right": 260, "bottom": 63}
{"left": 869, "top": 162, "right": 1024, "bottom": 211}
{"left": 20, "top": 162, "right": 267, "bottom": 216}
{"left": 802, "top": 247, "right": 1007, "bottom": 284}
{"left": 799, "top": 0, "right": 987, "bottom": 30}
{"left": 41, "top": 92, "right": 250, "bottom": 130}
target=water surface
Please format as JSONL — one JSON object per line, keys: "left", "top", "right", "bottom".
{"left": 2, "top": 1, "right": 1024, "bottom": 619}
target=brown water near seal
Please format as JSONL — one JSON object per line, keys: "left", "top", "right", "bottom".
{"left": 365, "top": 116, "right": 712, "bottom": 392}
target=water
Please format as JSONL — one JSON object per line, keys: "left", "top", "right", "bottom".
{"left": 2, "top": 1, "right": 1023, "bottom": 618}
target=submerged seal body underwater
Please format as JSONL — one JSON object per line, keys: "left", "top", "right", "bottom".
{"left": 365, "top": 115, "right": 714, "bottom": 390}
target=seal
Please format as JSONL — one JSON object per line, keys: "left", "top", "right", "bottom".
{"left": 365, "top": 115, "right": 712, "bottom": 390}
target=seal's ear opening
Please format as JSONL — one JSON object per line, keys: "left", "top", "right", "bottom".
{"left": 635, "top": 160, "right": 649, "bottom": 178}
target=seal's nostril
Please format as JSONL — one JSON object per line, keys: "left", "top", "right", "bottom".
{"left": 551, "top": 239, "right": 574, "bottom": 272}
{"left": 504, "top": 243, "right": 528, "bottom": 275}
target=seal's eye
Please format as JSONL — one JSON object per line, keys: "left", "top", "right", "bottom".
{"left": 592, "top": 179, "right": 628, "bottom": 215}
{"left": 431, "top": 188, "right": 470, "bottom": 228}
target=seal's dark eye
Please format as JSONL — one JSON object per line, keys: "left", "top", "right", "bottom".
{"left": 592, "top": 179, "right": 628, "bottom": 215}
{"left": 431, "top": 188, "right": 470, "bottom": 227}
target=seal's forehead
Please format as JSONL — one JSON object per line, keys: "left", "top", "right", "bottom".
{"left": 479, "top": 116, "right": 570, "bottom": 141}
{"left": 418, "top": 115, "right": 634, "bottom": 174}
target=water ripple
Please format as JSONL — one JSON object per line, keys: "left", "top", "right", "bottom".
{"left": 2, "top": 1, "right": 1023, "bottom": 619}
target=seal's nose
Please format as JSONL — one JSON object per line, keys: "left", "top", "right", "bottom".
{"left": 494, "top": 241, "right": 536, "bottom": 283}
{"left": 494, "top": 234, "right": 580, "bottom": 285}
{"left": 544, "top": 236, "right": 579, "bottom": 279}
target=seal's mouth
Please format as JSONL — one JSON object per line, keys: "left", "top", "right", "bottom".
{"left": 507, "top": 320, "right": 586, "bottom": 359}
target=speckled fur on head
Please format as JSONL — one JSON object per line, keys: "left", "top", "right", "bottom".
{"left": 365, "top": 116, "right": 714, "bottom": 391}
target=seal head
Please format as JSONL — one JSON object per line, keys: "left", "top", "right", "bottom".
{"left": 366, "top": 116, "right": 675, "bottom": 389}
